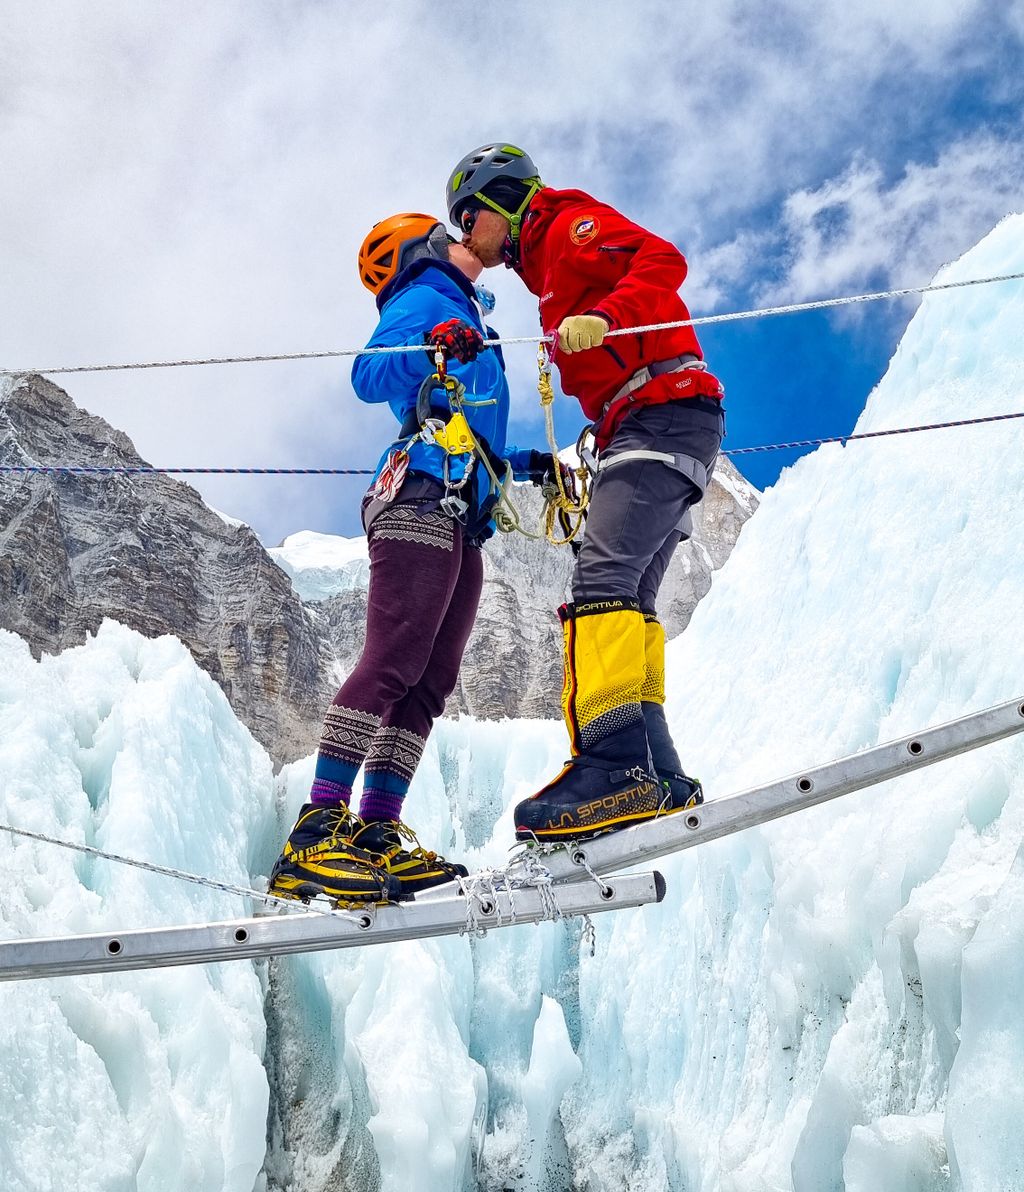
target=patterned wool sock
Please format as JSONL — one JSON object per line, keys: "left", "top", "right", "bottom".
{"left": 358, "top": 787, "right": 405, "bottom": 825}
{"left": 360, "top": 724, "right": 425, "bottom": 824}
{"left": 309, "top": 777, "right": 352, "bottom": 807}
{"left": 309, "top": 703, "right": 382, "bottom": 808}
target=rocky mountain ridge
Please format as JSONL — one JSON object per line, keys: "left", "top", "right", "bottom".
{"left": 0, "top": 374, "right": 331, "bottom": 765}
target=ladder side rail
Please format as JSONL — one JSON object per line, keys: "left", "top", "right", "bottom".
{"left": 544, "top": 696, "right": 1024, "bottom": 882}
{"left": 0, "top": 871, "right": 663, "bottom": 982}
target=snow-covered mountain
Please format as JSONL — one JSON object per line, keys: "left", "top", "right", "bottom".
{"left": 268, "top": 530, "right": 370, "bottom": 603}
{"left": 2, "top": 212, "right": 1024, "bottom": 1192}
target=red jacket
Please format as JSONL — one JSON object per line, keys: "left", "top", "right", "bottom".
{"left": 516, "top": 188, "right": 722, "bottom": 445}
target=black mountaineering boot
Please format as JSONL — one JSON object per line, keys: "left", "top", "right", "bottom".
{"left": 269, "top": 803, "right": 406, "bottom": 905}
{"left": 351, "top": 819, "right": 468, "bottom": 897}
{"left": 640, "top": 616, "right": 704, "bottom": 812}
{"left": 643, "top": 700, "right": 703, "bottom": 809}
{"left": 516, "top": 599, "right": 673, "bottom": 842}
{"left": 514, "top": 719, "right": 664, "bottom": 842}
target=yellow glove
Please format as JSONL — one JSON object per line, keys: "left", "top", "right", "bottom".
{"left": 557, "top": 313, "right": 610, "bottom": 354}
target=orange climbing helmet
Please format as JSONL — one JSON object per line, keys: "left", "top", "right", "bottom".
{"left": 358, "top": 213, "right": 452, "bottom": 296}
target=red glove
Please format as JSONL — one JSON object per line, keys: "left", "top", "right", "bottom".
{"left": 429, "top": 318, "right": 485, "bottom": 364}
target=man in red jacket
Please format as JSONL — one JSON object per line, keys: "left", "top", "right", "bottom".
{"left": 446, "top": 144, "right": 725, "bottom": 842}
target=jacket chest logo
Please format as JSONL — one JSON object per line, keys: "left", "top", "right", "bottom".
{"left": 569, "top": 216, "right": 600, "bottom": 245}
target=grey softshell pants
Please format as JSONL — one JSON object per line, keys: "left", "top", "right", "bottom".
{"left": 570, "top": 397, "right": 724, "bottom": 773}
{"left": 571, "top": 398, "right": 725, "bottom": 608}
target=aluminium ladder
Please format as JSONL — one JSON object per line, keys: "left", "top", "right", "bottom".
{"left": 1, "top": 696, "right": 1022, "bottom": 982}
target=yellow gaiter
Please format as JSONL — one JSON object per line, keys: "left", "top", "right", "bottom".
{"left": 560, "top": 599, "right": 647, "bottom": 755}
{"left": 640, "top": 614, "right": 667, "bottom": 705}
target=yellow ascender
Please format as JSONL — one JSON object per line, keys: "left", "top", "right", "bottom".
{"left": 424, "top": 409, "right": 476, "bottom": 455}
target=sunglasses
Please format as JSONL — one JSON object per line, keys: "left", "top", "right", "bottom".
{"left": 459, "top": 206, "right": 481, "bottom": 235}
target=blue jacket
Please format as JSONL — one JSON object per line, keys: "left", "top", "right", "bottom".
{"left": 351, "top": 259, "right": 534, "bottom": 540}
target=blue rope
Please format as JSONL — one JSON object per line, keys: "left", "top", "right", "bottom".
{"left": 721, "top": 409, "right": 1024, "bottom": 456}
{"left": 0, "top": 465, "right": 374, "bottom": 475}
{"left": 1, "top": 410, "right": 1022, "bottom": 476}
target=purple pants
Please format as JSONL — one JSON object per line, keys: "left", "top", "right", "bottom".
{"left": 312, "top": 497, "right": 483, "bottom": 820}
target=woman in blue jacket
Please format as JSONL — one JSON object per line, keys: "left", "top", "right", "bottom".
{"left": 269, "top": 213, "right": 550, "bottom": 904}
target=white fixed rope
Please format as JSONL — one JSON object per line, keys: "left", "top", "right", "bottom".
{"left": 2, "top": 271, "right": 1021, "bottom": 377}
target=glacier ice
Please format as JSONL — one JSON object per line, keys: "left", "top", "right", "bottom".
{"left": 1, "top": 212, "right": 1024, "bottom": 1190}
{"left": 0, "top": 623, "right": 274, "bottom": 1192}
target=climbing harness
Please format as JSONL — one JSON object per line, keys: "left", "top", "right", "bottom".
{"left": 377, "top": 348, "right": 483, "bottom": 520}
{"left": 602, "top": 352, "right": 709, "bottom": 413}
{"left": 596, "top": 443, "right": 719, "bottom": 539}
{"left": 412, "top": 350, "right": 481, "bottom": 522}
{"left": 394, "top": 343, "right": 590, "bottom": 545}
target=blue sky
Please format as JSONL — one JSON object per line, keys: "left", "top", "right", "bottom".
{"left": 1, "top": 2, "right": 1023, "bottom": 538}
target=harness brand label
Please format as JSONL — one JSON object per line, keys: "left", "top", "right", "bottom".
{"left": 570, "top": 216, "right": 600, "bottom": 245}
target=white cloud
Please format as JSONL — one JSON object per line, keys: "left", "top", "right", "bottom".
{"left": 755, "top": 134, "right": 1024, "bottom": 306}
{"left": 682, "top": 230, "right": 774, "bottom": 311}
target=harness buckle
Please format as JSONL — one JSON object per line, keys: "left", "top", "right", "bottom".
{"left": 440, "top": 493, "right": 469, "bottom": 520}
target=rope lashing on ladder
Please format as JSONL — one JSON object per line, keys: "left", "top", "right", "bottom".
{"left": 2, "top": 270, "right": 1022, "bottom": 378}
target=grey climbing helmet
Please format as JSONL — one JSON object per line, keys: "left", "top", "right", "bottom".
{"left": 446, "top": 144, "right": 544, "bottom": 239}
